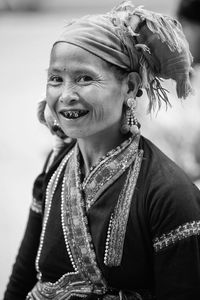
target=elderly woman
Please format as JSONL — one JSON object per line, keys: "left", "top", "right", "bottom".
{"left": 4, "top": 1, "right": 200, "bottom": 300}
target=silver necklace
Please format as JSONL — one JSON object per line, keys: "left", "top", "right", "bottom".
{"left": 35, "top": 149, "right": 74, "bottom": 281}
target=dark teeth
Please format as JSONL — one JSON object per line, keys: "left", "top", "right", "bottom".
{"left": 61, "top": 110, "right": 88, "bottom": 119}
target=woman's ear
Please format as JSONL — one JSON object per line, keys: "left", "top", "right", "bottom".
{"left": 126, "top": 72, "right": 142, "bottom": 98}
{"left": 37, "top": 100, "right": 47, "bottom": 125}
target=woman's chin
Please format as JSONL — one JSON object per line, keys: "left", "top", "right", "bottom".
{"left": 62, "top": 129, "right": 89, "bottom": 140}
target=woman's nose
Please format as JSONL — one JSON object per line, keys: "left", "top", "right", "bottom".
{"left": 59, "top": 85, "right": 79, "bottom": 104}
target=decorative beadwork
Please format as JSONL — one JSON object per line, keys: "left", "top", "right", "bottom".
{"left": 31, "top": 142, "right": 114, "bottom": 298}
{"left": 27, "top": 275, "right": 95, "bottom": 299}
{"left": 104, "top": 150, "right": 143, "bottom": 267}
{"left": 62, "top": 145, "right": 108, "bottom": 292}
{"left": 153, "top": 220, "right": 200, "bottom": 252}
{"left": 61, "top": 175, "right": 78, "bottom": 272}
{"left": 27, "top": 282, "right": 152, "bottom": 300}
{"left": 30, "top": 197, "right": 42, "bottom": 214}
{"left": 28, "top": 135, "right": 145, "bottom": 299}
{"left": 35, "top": 149, "right": 74, "bottom": 281}
{"left": 104, "top": 214, "right": 114, "bottom": 265}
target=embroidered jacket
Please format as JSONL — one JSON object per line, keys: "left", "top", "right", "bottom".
{"left": 4, "top": 136, "right": 200, "bottom": 300}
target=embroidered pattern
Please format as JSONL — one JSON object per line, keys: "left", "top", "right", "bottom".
{"left": 30, "top": 197, "right": 42, "bottom": 214}
{"left": 104, "top": 150, "right": 143, "bottom": 267}
{"left": 27, "top": 282, "right": 154, "bottom": 300}
{"left": 29, "top": 135, "right": 142, "bottom": 299}
{"left": 84, "top": 135, "right": 140, "bottom": 211}
{"left": 30, "top": 149, "right": 92, "bottom": 300}
{"left": 82, "top": 137, "right": 133, "bottom": 189}
{"left": 27, "top": 277, "right": 94, "bottom": 300}
{"left": 62, "top": 146, "right": 107, "bottom": 293}
{"left": 153, "top": 220, "right": 200, "bottom": 252}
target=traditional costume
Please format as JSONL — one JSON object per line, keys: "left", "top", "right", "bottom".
{"left": 4, "top": 1, "right": 200, "bottom": 299}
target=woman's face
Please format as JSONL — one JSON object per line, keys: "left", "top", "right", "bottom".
{"left": 46, "top": 43, "right": 128, "bottom": 139}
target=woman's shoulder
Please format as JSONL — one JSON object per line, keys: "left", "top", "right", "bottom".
{"left": 139, "top": 135, "right": 195, "bottom": 189}
{"left": 30, "top": 139, "right": 76, "bottom": 214}
{"left": 137, "top": 135, "right": 200, "bottom": 239}
{"left": 47, "top": 139, "right": 76, "bottom": 172}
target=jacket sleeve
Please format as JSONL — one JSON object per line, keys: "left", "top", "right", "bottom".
{"left": 3, "top": 141, "right": 75, "bottom": 299}
{"left": 3, "top": 170, "right": 47, "bottom": 300}
{"left": 147, "top": 166, "right": 200, "bottom": 300}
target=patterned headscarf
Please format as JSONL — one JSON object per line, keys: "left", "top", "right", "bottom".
{"left": 53, "top": 1, "right": 193, "bottom": 111}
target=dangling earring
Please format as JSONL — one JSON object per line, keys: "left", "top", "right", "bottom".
{"left": 52, "top": 119, "right": 61, "bottom": 132}
{"left": 121, "top": 97, "right": 140, "bottom": 136}
{"left": 53, "top": 120, "right": 59, "bottom": 127}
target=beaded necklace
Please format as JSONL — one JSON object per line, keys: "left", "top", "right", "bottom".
{"left": 35, "top": 149, "right": 74, "bottom": 281}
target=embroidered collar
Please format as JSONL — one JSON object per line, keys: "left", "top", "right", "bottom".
{"left": 74, "top": 134, "right": 140, "bottom": 211}
{"left": 59, "top": 134, "right": 140, "bottom": 289}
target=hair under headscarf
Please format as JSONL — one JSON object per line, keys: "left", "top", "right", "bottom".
{"left": 53, "top": 0, "right": 193, "bottom": 112}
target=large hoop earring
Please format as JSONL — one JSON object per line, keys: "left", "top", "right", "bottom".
{"left": 121, "top": 97, "right": 140, "bottom": 136}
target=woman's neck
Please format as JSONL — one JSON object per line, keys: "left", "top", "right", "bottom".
{"left": 77, "top": 130, "right": 126, "bottom": 177}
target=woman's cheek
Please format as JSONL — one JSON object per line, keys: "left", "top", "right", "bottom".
{"left": 80, "top": 85, "right": 100, "bottom": 102}
{"left": 46, "top": 87, "right": 59, "bottom": 107}
{"left": 93, "top": 105, "right": 104, "bottom": 123}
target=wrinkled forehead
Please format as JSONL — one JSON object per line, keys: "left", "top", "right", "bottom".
{"left": 49, "top": 42, "right": 112, "bottom": 73}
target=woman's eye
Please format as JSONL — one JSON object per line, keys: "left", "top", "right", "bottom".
{"left": 48, "top": 75, "right": 63, "bottom": 84}
{"left": 78, "top": 75, "right": 93, "bottom": 83}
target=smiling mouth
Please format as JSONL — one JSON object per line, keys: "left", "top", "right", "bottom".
{"left": 60, "top": 110, "right": 89, "bottom": 119}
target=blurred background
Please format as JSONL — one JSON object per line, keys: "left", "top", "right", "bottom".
{"left": 1, "top": 0, "right": 200, "bottom": 297}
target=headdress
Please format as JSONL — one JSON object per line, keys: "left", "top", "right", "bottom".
{"left": 53, "top": 0, "right": 193, "bottom": 112}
